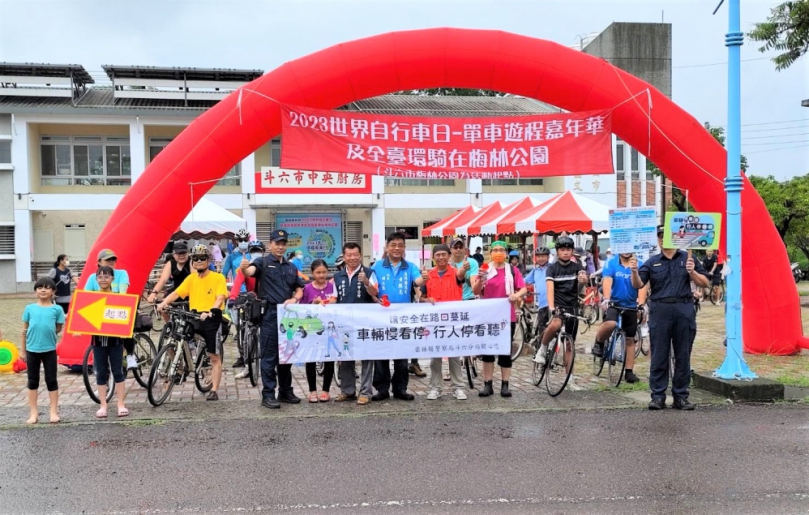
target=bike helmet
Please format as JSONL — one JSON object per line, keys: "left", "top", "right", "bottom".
{"left": 574, "top": 246, "right": 585, "bottom": 257}
{"left": 334, "top": 254, "right": 345, "bottom": 268}
{"left": 236, "top": 228, "right": 250, "bottom": 240}
{"left": 248, "top": 240, "right": 265, "bottom": 252}
{"left": 508, "top": 249, "right": 520, "bottom": 257}
{"left": 534, "top": 246, "right": 551, "bottom": 255}
{"left": 555, "top": 236, "right": 575, "bottom": 249}
{"left": 190, "top": 244, "right": 210, "bottom": 257}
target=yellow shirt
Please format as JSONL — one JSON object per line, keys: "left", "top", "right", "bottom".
{"left": 174, "top": 271, "right": 227, "bottom": 313}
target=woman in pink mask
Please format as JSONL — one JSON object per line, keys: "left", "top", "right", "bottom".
{"left": 472, "top": 241, "right": 528, "bottom": 398}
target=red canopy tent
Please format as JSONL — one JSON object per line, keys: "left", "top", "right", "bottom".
{"left": 421, "top": 205, "right": 481, "bottom": 238}
{"left": 494, "top": 191, "right": 611, "bottom": 234}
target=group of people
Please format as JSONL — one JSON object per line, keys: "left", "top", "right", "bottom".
{"left": 17, "top": 223, "right": 709, "bottom": 423}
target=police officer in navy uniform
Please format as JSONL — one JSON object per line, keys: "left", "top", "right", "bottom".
{"left": 241, "top": 229, "right": 304, "bottom": 409}
{"left": 631, "top": 225, "right": 710, "bottom": 411}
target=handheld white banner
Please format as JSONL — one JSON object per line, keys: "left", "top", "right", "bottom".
{"left": 276, "top": 299, "right": 511, "bottom": 364}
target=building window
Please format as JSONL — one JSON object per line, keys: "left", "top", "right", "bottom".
{"left": 150, "top": 137, "right": 240, "bottom": 186}
{"left": 630, "top": 147, "right": 640, "bottom": 180}
{"left": 0, "top": 225, "right": 14, "bottom": 256}
{"left": 40, "top": 136, "right": 131, "bottom": 186}
{"left": 0, "top": 141, "right": 10, "bottom": 163}
{"left": 270, "top": 139, "right": 282, "bottom": 166}
{"left": 384, "top": 178, "right": 455, "bottom": 187}
{"left": 482, "top": 178, "right": 544, "bottom": 186}
{"left": 616, "top": 142, "right": 625, "bottom": 181}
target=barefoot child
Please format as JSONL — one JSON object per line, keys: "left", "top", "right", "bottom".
{"left": 21, "top": 277, "right": 65, "bottom": 424}
{"left": 301, "top": 259, "right": 335, "bottom": 403}
{"left": 91, "top": 266, "right": 130, "bottom": 418}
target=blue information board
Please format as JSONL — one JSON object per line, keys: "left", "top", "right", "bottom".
{"left": 276, "top": 213, "right": 343, "bottom": 266}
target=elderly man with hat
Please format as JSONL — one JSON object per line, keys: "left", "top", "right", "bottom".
{"left": 630, "top": 225, "right": 710, "bottom": 410}
{"left": 241, "top": 229, "right": 305, "bottom": 409}
{"left": 420, "top": 243, "right": 469, "bottom": 400}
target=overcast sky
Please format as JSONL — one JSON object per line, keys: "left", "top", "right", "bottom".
{"left": 1, "top": 0, "right": 806, "bottom": 180}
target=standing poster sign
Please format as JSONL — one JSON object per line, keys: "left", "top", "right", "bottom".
{"left": 663, "top": 212, "right": 722, "bottom": 250}
{"left": 276, "top": 299, "right": 511, "bottom": 364}
{"left": 609, "top": 207, "right": 658, "bottom": 260}
{"left": 276, "top": 213, "right": 342, "bottom": 267}
{"left": 279, "top": 103, "right": 614, "bottom": 180}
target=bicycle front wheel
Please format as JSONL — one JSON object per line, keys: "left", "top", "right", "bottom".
{"left": 531, "top": 348, "right": 546, "bottom": 387}
{"left": 147, "top": 342, "right": 181, "bottom": 407}
{"left": 510, "top": 320, "right": 528, "bottom": 362}
{"left": 465, "top": 356, "right": 478, "bottom": 389}
{"left": 195, "top": 341, "right": 213, "bottom": 393}
{"left": 82, "top": 344, "right": 115, "bottom": 404}
{"left": 246, "top": 328, "right": 259, "bottom": 388}
{"left": 608, "top": 330, "right": 626, "bottom": 388}
{"left": 132, "top": 333, "right": 156, "bottom": 389}
{"left": 546, "top": 334, "right": 576, "bottom": 397}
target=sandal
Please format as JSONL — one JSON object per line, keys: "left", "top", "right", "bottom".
{"left": 206, "top": 391, "right": 219, "bottom": 401}
{"left": 319, "top": 391, "right": 331, "bottom": 402}
{"left": 117, "top": 407, "right": 130, "bottom": 418}
{"left": 307, "top": 392, "right": 319, "bottom": 403}
{"left": 96, "top": 408, "right": 108, "bottom": 419}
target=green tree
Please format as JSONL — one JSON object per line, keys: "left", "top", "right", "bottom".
{"left": 748, "top": 174, "right": 809, "bottom": 260}
{"left": 748, "top": 0, "right": 809, "bottom": 70}
{"left": 648, "top": 122, "right": 747, "bottom": 212}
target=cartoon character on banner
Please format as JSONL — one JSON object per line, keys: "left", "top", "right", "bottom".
{"left": 280, "top": 321, "right": 302, "bottom": 363}
{"left": 341, "top": 332, "right": 353, "bottom": 358}
{"left": 325, "top": 321, "right": 342, "bottom": 358}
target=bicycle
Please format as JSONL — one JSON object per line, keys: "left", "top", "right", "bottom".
{"left": 146, "top": 308, "right": 215, "bottom": 407}
{"left": 82, "top": 332, "right": 156, "bottom": 404}
{"left": 235, "top": 293, "right": 266, "bottom": 388}
{"left": 634, "top": 304, "right": 650, "bottom": 358}
{"left": 579, "top": 276, "right": 602, "bottom": 326}
{"left": 532, "top": 310, "right": 589, "bottom": 396}
{"left": 592, "top": 303, "right": 635, "bottom": 388}
{"left": 510, "top": 295, "right": 548, "bottom": 362}
{"left": 464, "top": 355, "right": 479, "bottom": 389}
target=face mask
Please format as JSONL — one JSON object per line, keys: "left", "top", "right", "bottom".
{"left": 491, "top": 253, "right": 506, "bottom": 264}
{"left": 251, "top": 253, "right": 263, "bottom": 261}
{"left": 64, "top": 260, "right": 70, "bottom": 267}
{"left": 238, "top": 242, "right": 249, "bottom": 252}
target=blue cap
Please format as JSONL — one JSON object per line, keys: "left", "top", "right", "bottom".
{"left": 270, "top": 229, "right": 289, "bottom": 242}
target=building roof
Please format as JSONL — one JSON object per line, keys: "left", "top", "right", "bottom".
{"left": 0, "top": 62, "right": 94, "bottom": 86}
{"left": 0, "top": 87, "right": 562, "bottom": 118}
{"left": 102, "top": 65, "right": 263, "bottom": 83}
{"left": 344, "top": 95, "right": 561, "bottom": 116}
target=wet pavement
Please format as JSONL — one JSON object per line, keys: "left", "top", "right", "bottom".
{"left": 0, "top": 404, "right": 806, "bottom": 514}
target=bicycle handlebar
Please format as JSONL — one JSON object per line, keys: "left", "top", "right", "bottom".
{"left": 163, "top": 307, "right": 203, "bottom": 320}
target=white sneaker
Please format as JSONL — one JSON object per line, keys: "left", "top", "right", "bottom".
{"left": 453, "top": 388, "right": 467, "bottom": 400}
{"left": 235, "top": 369, "right": 248, "bottom": 379}
{"left": 534, "top": 347, "right": 547, "bottom": 365}
{"left": 126, "top": 354, "right": 138, "bottom": 370}
{"left": 426, "top": 388, "right": 441, "bottom": 400}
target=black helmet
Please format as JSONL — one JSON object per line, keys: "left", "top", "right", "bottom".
{"left": 535, "top": 246, "right": 550, "bottom": 256}
{"left": 555, "top": 236, "right": 575, "bottom": 249}
{"left": 574, "top": 246, "right": 585, "bottom": 257}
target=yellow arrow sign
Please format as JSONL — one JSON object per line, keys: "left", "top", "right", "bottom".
{"left": 77, "top": 297, "right": 133, "bottom": 331}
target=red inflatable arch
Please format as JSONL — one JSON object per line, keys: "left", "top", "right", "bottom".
{"left": 62, "top": 28, "right": 806, "bottom": 364}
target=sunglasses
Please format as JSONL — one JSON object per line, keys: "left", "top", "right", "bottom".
{"left": 105, "top": 257, "right": 117, "bottom": 262}
{"left": 192, "top": 256, "right": 209, "bottom": 262}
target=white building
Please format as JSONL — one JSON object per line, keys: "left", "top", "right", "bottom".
{"left": 0, "top": 62, "right": 661, "bottom": 293}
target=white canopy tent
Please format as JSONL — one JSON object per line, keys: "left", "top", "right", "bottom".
{"left": 176, "top": 198, "right": 247, "bottom": 238}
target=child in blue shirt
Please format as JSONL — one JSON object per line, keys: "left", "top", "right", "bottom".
{"left": 21, "top": 277, "right": 65, "bottom": 424}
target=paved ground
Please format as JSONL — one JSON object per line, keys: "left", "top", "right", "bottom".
{"left": 0, "top": 404, "right": 806, "bottom": 514}
{"left": 0, "top": 297, "right": 807, "bottom": 416}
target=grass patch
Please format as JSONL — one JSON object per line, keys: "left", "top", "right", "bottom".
{"left": 616, "top": 381, "right": 651, "bottom": 392}
{"left": 773, "top": 374, "right": 809, "bottom": 388}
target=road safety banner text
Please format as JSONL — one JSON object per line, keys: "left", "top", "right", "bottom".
{"left": 276, "top": 299, "right": 511, "bottom": 364}
{"left": 279, "top": 104, "right": 614, "bottom": 180}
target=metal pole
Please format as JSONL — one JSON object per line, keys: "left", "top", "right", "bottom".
{"left": 715, "top": 0, "right": 757, "bottom": 380}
